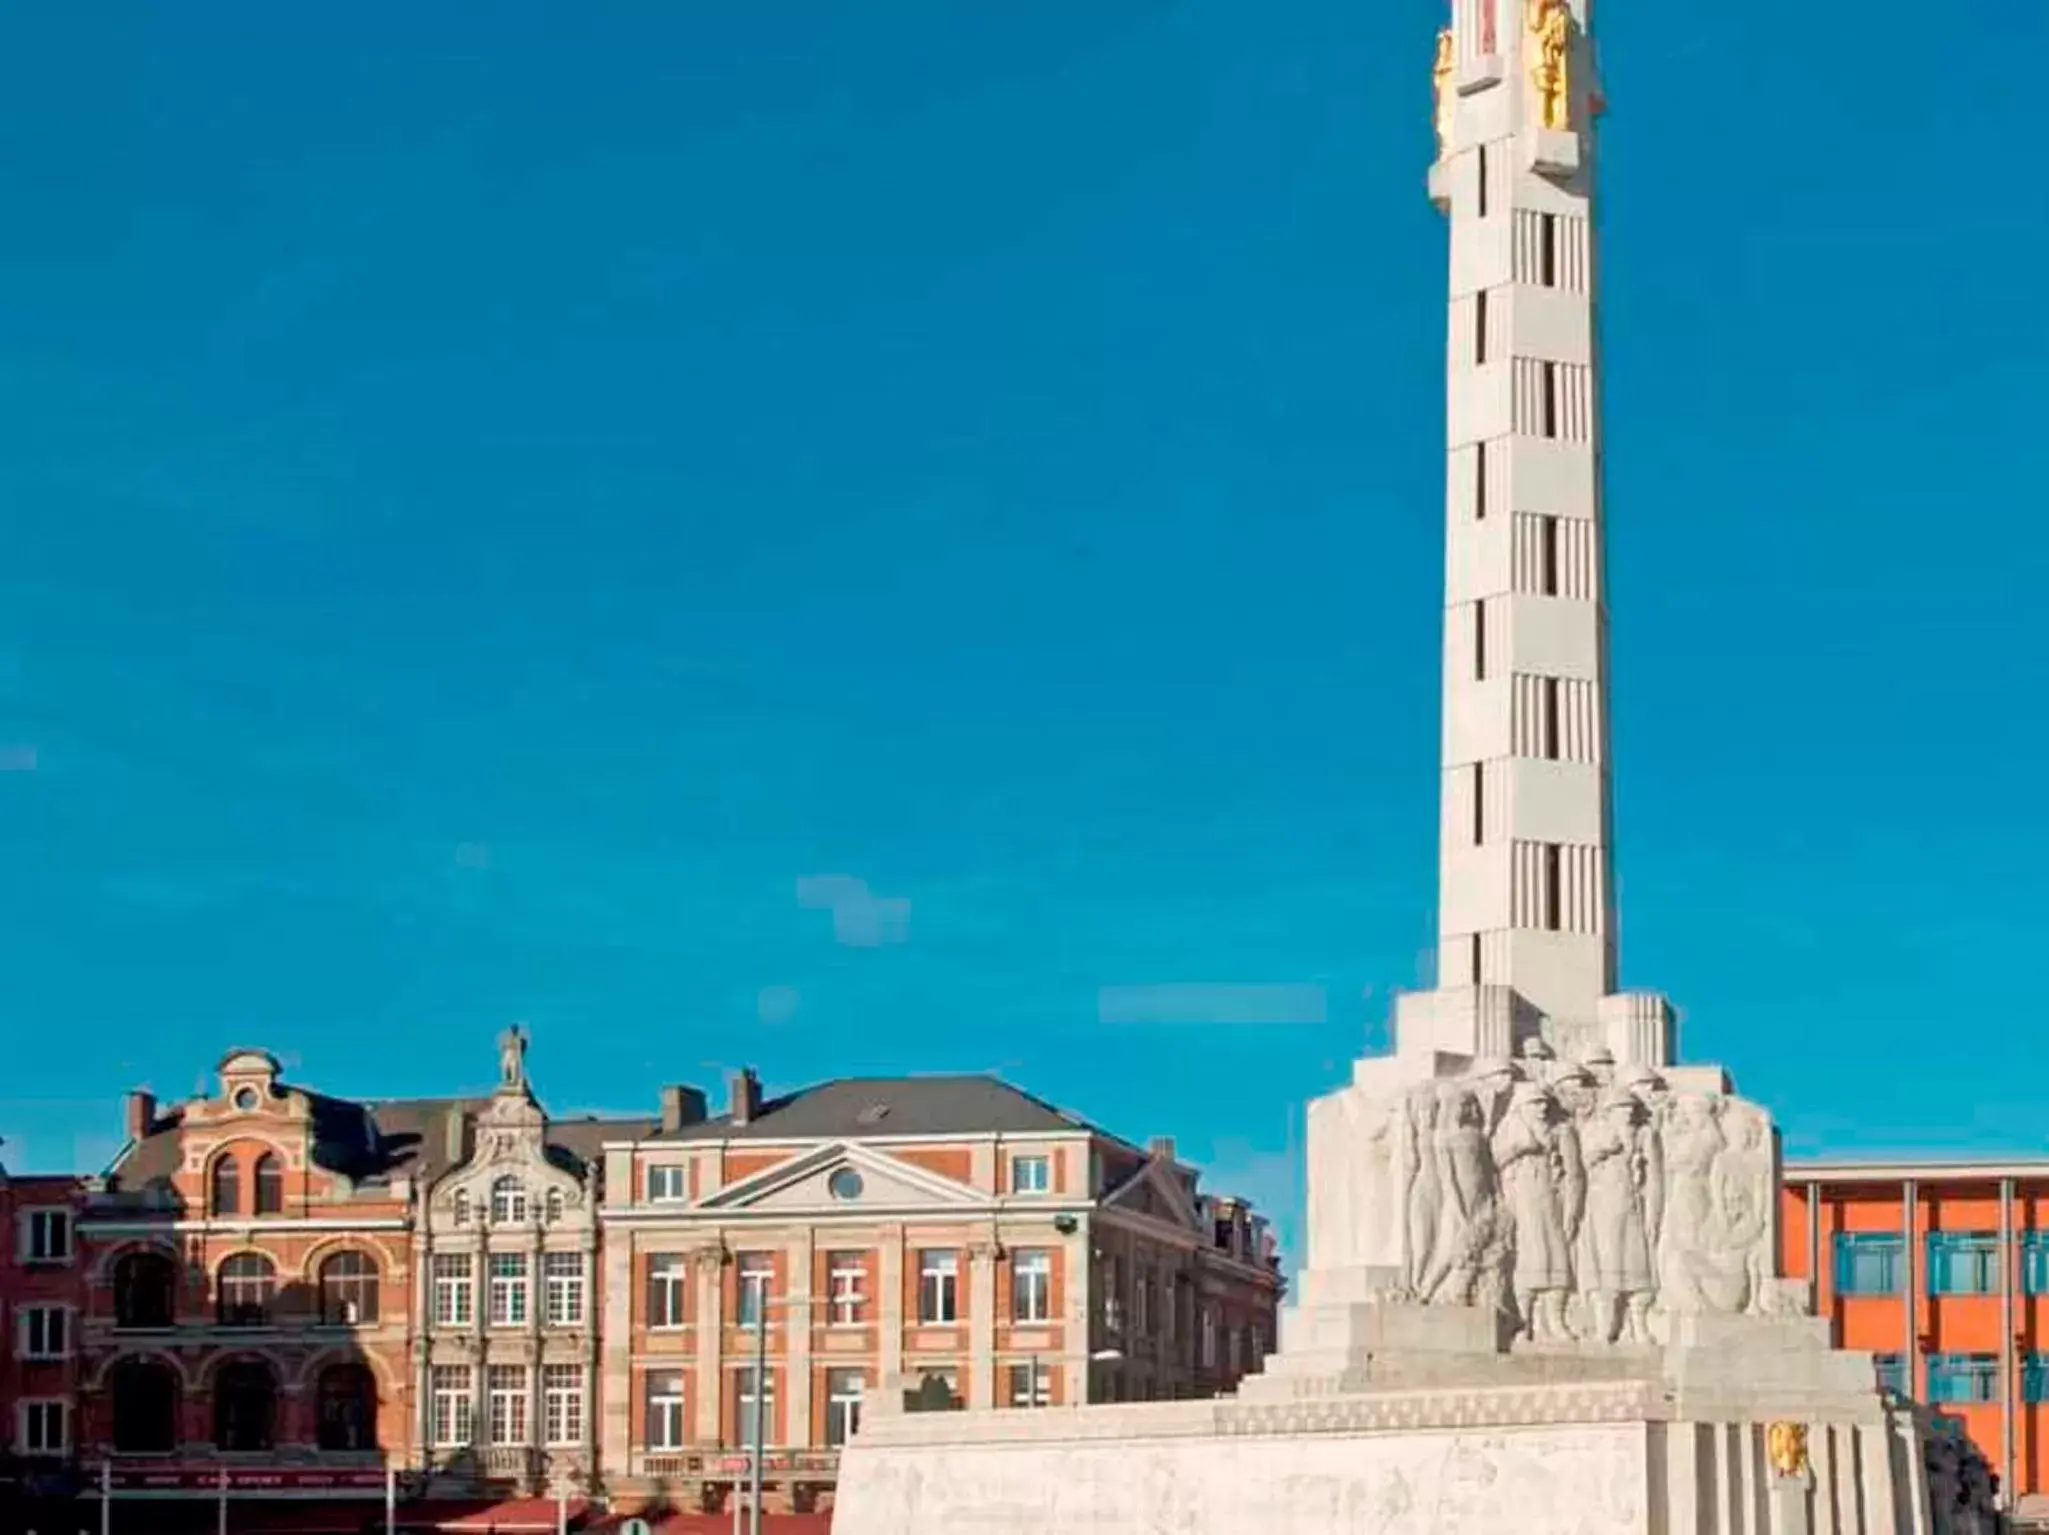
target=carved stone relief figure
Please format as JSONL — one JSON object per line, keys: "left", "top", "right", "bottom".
{"left": 1580, "top": 1089, "right": 1658, "bottom": 1342}
{"left": 1710, "top": 1099, "right": 1775, "bottom": 1313}
{"left": 1422, "top": 1086, "right": 1503, "bottom": 1308}
{"left": 1654, "top": 1092, "right": 1731, "bottom": 1316}
{"left": 1491, "top": 1082, "right": 1582, "bottom": 1339}
{"left": 1403, "top": 1085, "right": 1447, "bottom": 1298}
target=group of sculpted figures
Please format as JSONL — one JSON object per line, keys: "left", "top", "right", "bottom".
{"left": 1364, "top": 1039, "right": 1784, "bottom": 1345}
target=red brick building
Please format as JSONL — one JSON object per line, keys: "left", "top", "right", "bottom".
{"left": 3, "top": 1161, "right": 87, "bottom": 1514}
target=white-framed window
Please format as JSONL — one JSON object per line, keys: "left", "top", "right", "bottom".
{"left": 917, "top": 1250, "right": 958, "bottom": 1324}
{"left": 542, "top": 1363, "right": 584, "bottom": 1446}
{"left": 18, "top": 1398, "right": 69, "bottom": 1455}
{"left": 18, "top": 1207, "right": 72, "bottom": 1264}
{"left": 827, "top": 1252, "right": 865, "bottom": 1325}
{"left": 17, "top": 1304, "right": 71, "bottom": 1360}
{"left": 824, "top": 1368, "right": 864, "bottom": 1447}
{"left": 432, "top": 1254, "right": 474, "bottom": 1326}
{"left": 544, "top": 1188, "right": 564, "bottom": 1223}
{"left": 731, "top": 1366, "right": 774, "bottom": 1446}
{"left": 489, "top": 1177, "right": 527, "bottom": 1224}
{"left": 1010, "top": 1250, "right": 1052, "bottom": 1324}
{"left": 647, "top": 1164, "right": 687, "bottom": 1202}
{"left": 1199, "top": 1305, "right": 1218, "bottom": 1369}
{"left": 645, "top": 1370, "right": 687, "bottom": 1450}
{"left": 543, "top": 1251, "right": 585, "bottom": 1326}
{"left": 430, "top": 1365, "right": 474, "bottom": 1446}
{"left": 486, "top": 1363, "right": 528, "bottom": 1444}
{"left": 452, "top": 1189, "right": 472, "bottom": 1226}
{"left": 1006, "top": 1361, "right": 1050, "bottom": 1407}
{"left": 1009, "top": 1155, "right": 1050, "bottom": 1194}
{"left": 735, "top": 1251, "right": 773, "bottom": 1327}
{"left": 488, "top": 1253, "right": 529, "bottom": 1325}
{"left": 646, "top": 1254, "right": 688, "bottom": 1329}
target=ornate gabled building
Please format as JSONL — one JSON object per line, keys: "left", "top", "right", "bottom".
{"left": 411, "top": 1027, "right": 652, "bottom": 1499}
{"left": 597, "top": 1069, "right": 1281, "bottom": 1517}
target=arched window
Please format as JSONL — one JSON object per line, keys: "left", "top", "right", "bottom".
{"left": 318, "top": 1251, "right": 380, "bottom": 1326}
{"left": 217, "top": 1254, "right": 278, "bottom": 1327}
{"left": 253, "top": 1152, "right": 284, "bottom": 1216}
{"left": 113, "top": 1251, "right": 178, "bottom": 1329}
{"left": 110, "top": 1357, "right": 180, "bottom": 1453}
{"left": 214, "top": 1360, "right": 277, "bottom": 1452}
{"left": 210, "top": 1155, "right": 242, "bottom": 1217}
{"left": 315, "top": 1363, "right": 379, "bottom": 1451}
{"left": 489, "top": 1176, "right": 526, "bottom": 1224}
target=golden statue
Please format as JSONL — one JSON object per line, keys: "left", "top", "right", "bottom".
{"left": 1432, "top": 28, "right": 1456, "bottom": 154}
{"left": 1526, "top": 0, "right": 1572, "bottom": 131}
{"left": 1765, "top": 1422, "right": 1810, "bottom": 1479}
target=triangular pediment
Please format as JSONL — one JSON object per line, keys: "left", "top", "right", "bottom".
{"left": 1104, "top": 1158, "right": 1203, "bottom": 1232}
{"left": 702, "top": 1142, "right": 984, "bottom": 1212}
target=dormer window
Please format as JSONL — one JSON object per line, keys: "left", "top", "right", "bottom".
{"left": 490, "top": 1177, "right": 527, "bottom": 1224}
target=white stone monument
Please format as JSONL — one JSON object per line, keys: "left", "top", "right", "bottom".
{"left": 832, "top": 3, "right": 2002, "bottom": 1532}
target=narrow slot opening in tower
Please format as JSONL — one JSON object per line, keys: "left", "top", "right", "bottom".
{"left": 1473, "top": 600, "right": 1487, "bottom": 680}
{"left": 1541, "top": 515, "right": 1560, "bottom": 595}
{"left": 1474, "top": 290, "right": 1489, "bottom": 366}
{"left": 1542, "top": 843, "right": 1562, "bottom": 931}
{"left": 1477, "top": 146, "right": 1489, "bottom": 218}
{"left": 1540, "top": 362, "right": 1559, "bottom": 438}
{"left": 1472, "top": 761, "right": 1485, "bottom": 845}
{"left": 1542, "top": 676, "right": 1561, "bottom": 760}
{"left": 1475, "top": 441, "right": 1487, "bottom": 520}
{"left": 1540, "top": 212, "right": 1558, "bottom": 287}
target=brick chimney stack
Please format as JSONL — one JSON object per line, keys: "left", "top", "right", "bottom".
{"left": 727, "top": 1067, "right": 762, "bottom": 1127}
{"left": 660, "top": 1084, "right": 707, "bottom": 1134}
{"left": 125, "top": 1089, "right": 156, "bottom": 1142}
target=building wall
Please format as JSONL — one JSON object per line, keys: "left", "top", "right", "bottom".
{"left": 3, "top": 1173, "right": 88, "bottom": 1465}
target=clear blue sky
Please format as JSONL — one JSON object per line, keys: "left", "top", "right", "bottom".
{"left": 2, "top": 2, "right": 2043, "bottom": 1264}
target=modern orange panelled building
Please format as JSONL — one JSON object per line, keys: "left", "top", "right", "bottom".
{"left": 1783, "top": 1157, "right": 2049, "bottom": 1522}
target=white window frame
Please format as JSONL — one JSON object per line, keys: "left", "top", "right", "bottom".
{"left": 543, "top": 1251, "right": 586, "bottom": 1326}
{"left": 827, "top": 1253, "right": 865, "bottom": 1326}
{"left": 645, "top": 1371, "right": 687, "bottom": 1450}
{"left": 917, "top": 1250, "right": 959, "bottom": 1324}
{"left": 17, "top": 1303, "right": 71, "bottom": 1360}
{"left": 432, "top": 1253, "right": 474, "bottom": 1326}
{"left": 18, "top": 1398, "right": 69, "bottom": 1455}
{"left": 430, "top": 1365, "right": 474, "bottom": 1447}
{"left": 732, "top": 1365, "right": 774, "bottom": 1446}
{"left": 17, "top": 1207, "right": 73, "bottom": 1264}
{"left": 646, "top": 1164, "right": 687, "bottom": 1202}
{"left": 824, "top": 1368, "right": 864, "bottom": 1447}
{"left": 735, "top": 1252, "right": 773, "bottom": 1328}
{"left": 1007, "top": 1361, "right": 1050, "bottom": 1407}
{"left": 1010, "top": 1250, "right": 1052, "bottom": 1324}
{"left": 542, "top": 1363, "right": 584, "bottom": 1446}
{"left": 1009, "top": 1155, "right": 1051, "bottom": 1194}
{"left": 489, "top": 1178, "right": 528, "bottom": 1225}
{"left": 488, "top": 1252, "right": 529, "bottom": 1326}
{"left": 647, "top": 1254, "right": 688, "bottom": 1330}
{"left": 486, "top": 1363, "right": 529, "bottom": 1445}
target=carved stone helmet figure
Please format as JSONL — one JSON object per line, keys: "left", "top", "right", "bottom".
{"left": 1583, "top": 1046, "right": 1617, "bottom": 1088}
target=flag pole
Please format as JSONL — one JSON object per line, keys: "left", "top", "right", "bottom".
{"left": 217, "top": 1464, "right": 228, "bottom": 1535}
{"left": 386, "top": 1463, "right": 397, "bottom": 1535}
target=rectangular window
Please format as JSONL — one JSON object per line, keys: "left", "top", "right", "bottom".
{"left": 488, "top": 1253, "right": 529, "bottom": 1326}
{"left": 2025, "top": 1233, "right": 2049, "bottom": 1294}
{"left": 918, "top": 1250, "right": 960, "bottom": 1324}
{"left": 825, "top": 1368, "right": 865, "bottom": 1448}
{"left": 827, "top": 1252, "right": 866, "bottom": 1325}
{"left": 486, "top": 1364, "right": 529, "bottom": 1444}
{"left": 1542, "top": 677, "right": 1561, "bottom": 760}
{"left": 1134, "top": 1270, "right": 1151, "bottom": 1337}
{"left": 542, "top": 1363, "right": 584, "bottom": 1446}
{"left": 544, "top": 1251, "right": 586, "bottom": 1326}
{"left": 432, "top": 1254, "right": 474, "bottom": 1327}
{"left": 1540, "top": 212, "right": 1557, "bottom": 286}
{"left": 18, "top": 1305, "right": 69, "bottom": 1360}
{"left": 20, "top": 1399, "right": 68, "bottom": 1454}
{"left": 1540, "top": 362, "right": 1559, "bottom": 438}
{"left": 1925, "top": 1353, "right": 1999, "bottom": 1405}
{"left": 1011, "top": 1250, "right": 1053, "bottom": 1324}
{"left": 645, "top": 1371, "right": 687, "bottom": 1450}
{"left": 735, "top": 1251, "right": 774, "bottom": 1328}
{"left": 732, "top": 1366, "right": 774, "bottom": 1447}
{"left": 1540, "top": 515, "right": 1559, "bottom": 595}
{"left": 1542, "top": 843, "right": 1562, "bottom": 931}
{"left": 1474, "top": 289, "right": 1489, "bottom": 366}
{"left": 430, "top": 1365, "right": 474, "bottom": 1446}
{"left": 1471, "top": 762, "right": 1485, "bottom": 845}
{"left": 1007, "top": 1361, "right": 1051, "bottom": 1408}
{"left": 1474, "top": 599, "right": 1487, "bottom": 680}
{"left": 1200, "top": 1306, "right": 1219, "bottom": 1369}
{"left": 2024, "top": 1354, "right": 2049, "bottom": 1404}
{"left": 1926, "top": 1232, "right": 2000, "bottom": 1296}
{"left": 1475, "top": 441, "right": 1487, "bottom": 520}
{"left": 1874, "top": 1352, "right": 1909, "bottom": 1397}
{"left": 646, "top": 1164, "right": 688, "bottom": 1202}
{"left": 647, "top": 1254, "right": 688, "bottom": 1329}
{"left": 19, "top": 1209, "right": 71, "bottom": 1263}
{"left": 1833, "top": 1232, "right": 1905, "bottom": 1296}
{"left": 1010, "top": 1155, "right": 1051, "bottom": 1194}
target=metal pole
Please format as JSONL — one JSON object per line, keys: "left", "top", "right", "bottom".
{"left": 556, "top": 1487, "right": 567, "bottom": 1535}
{"left": 386, "top": 1464, "right": 396, "bottom": 1535}
{"left": 100, "top": 1460, "right": 111, "bottom": 1535}
{"left": 2001, "top": 1177, "right": 2016, "bottom": 1510}
{"left": 749, "top": 1314, "right": 766, "bottom": 1535}
{"left": 217, "top": 1465, "right": 228, "bottom": 1535}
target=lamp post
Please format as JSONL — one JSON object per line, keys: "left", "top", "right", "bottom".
{"left": 740, "top": 1289, "right": 798, "bottom": 1535}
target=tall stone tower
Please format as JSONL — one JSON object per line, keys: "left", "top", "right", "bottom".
{"left": 1406, "top": 0, "right": 1673, "bottom": 1071}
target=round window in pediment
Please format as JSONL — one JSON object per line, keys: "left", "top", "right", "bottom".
{"left": 232, "top": 1086, "right": 260, "bottom": 1113}
{"left": 827, "top": 1168, "right": 864, "bottom": 1201}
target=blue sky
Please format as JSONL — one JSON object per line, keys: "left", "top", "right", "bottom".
{"left": 1, "top": 2, "right": 2044, "bottom": 1264}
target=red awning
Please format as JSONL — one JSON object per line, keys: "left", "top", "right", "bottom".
{"left": 417, "top": 1498, "right": 590, "bottom": 1531}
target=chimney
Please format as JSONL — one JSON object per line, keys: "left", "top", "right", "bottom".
{"left": 727, "top": 1067, "right": 762, "bottom": 1127}
{"left": 125, "top": 1089, "right": 157, "bottom": 1142}
{"left": 1148, "top": 1135, "right": 1176, "bottom": 1164}
{"left": 660, "top": 1084, "right": 708, "bottom": 1134}
{"left": 444, "top": 1108, "right": 469, "bottom": 1165}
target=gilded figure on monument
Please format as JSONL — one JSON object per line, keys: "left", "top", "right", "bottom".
{"left": 1526, "top": 0, "right": 1572, "bottom": 131}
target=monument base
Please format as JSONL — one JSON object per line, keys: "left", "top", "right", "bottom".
{"left": 832, "top": 1300, "right": 1995, "bottom": 1535}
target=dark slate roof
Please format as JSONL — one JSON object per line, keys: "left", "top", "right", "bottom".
{"left": 643, "top": 1074, "right": 1112, "bottom": 1143}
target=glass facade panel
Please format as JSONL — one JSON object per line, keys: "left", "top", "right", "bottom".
{"left": 1833, "top": 1232, "right": 1903, "bottom": 1296}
